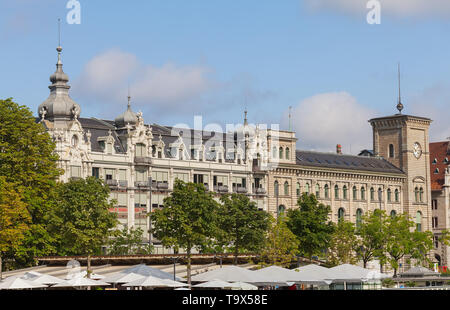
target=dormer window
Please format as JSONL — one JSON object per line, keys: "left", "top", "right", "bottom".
{"left": 445, "top": 158, "right": 449, "bottom": 164}
{"left": 434, "top": 168, "right": 440, "bottom": 174}
{"left": 432, "top": 158, "right": 438, "bottom": 164}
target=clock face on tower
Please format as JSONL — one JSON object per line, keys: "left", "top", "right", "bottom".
{"left": 413, "top": 142, "right": 422, "bottom": 159}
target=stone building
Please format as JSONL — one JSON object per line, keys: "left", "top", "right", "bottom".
{"left": 36, "top": 45, "right": 438, "bottom": 264}
{"left": 430, "top": 141, "right": 450, "bottom": 267}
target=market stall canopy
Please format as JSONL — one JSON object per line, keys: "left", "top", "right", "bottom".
{"left": 22, "top": 272, "right": 65, "bottom": 285}
{"left": 192, "top": 279, "right": 235, "bottom": 289}
{"left": 123, "top": 276, "right": 170, "bottom": 288}
{"left": 52, "top": 277, "right": 110, "bottom": 288}
{"left": 399, "top": 266, "right": 439, "bottom": 278}
{"left": 326, "top": 264, "right": 389, "bottom": 282}
{"left": 121, "top": 264, "right": 182, "bottom": 281}
{"left": 229, "top": 282, "right": 258, "bottom": 290}
{"left": 103, "top": 272, "right": 145, "bottom": 284}
{"left": 0, "top": 276, "right": 48, "bottom": 290}
{"left": 191, "top": 266, "right": 285, "bottom": 285}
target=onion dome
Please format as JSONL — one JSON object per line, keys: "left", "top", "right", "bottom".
{"left": 38, "top": 46, "right": 81, "bottom": 121}
{"left": 114, "top": 96, "right": 138, "bottom": 128}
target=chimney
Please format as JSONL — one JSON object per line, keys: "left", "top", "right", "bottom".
{"left": 336, "top": 144, "right": 342, "bottom": 155}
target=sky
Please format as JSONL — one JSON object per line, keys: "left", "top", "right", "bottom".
{"left": 1, "top": 0, "right": 450, "bottom": 154}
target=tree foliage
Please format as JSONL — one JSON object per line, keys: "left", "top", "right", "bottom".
{"left": 286, "top": 193, "right": 335, "bottom": 259}
{"left": 0, "top": 98, "right": 62, "bottom": 266}
{"left": 215, "top": 193, "right": 270, "bottom": 263}
{"left": 48, "top": 177, "right": 118, "bottom": 256}
{"left": 260, "top": 216, "right": 300, "bottom": 268}
{"left": 327, "top": 220, "right": 358, "bottom": 266}
{"left": 108, "top": 227, "right": 153, "bottom": 255}
{"left": 151, "top": 180, "right": 219, "bottom": 283}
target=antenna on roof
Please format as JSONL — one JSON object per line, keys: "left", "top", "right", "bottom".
{"left": 396, "top": 63, "right": 404, "bottom": 114}
{"left": 58, "top": 18, "right": 61, "bottom": 47}
{"left": 127, "top": 82, "right": 131, "bottom": 108}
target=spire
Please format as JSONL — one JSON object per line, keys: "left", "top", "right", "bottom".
{"left": 288, "top": 106, "right": 292, "bottom": 131}
{"left": 396, "top": 63, "right": 404, "bottom": 114}
{"left": 38, "top": 19, "right": 80, "bottom": 122}
{"left": 244, "top": 109, "right": 248, "bottom": 126}
{"left": 114, "top": 87, "right": 138, "bottom": 128}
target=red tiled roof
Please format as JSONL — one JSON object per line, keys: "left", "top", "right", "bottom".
{"left": 430, "top": 141, "right": 450, "bottom": 191}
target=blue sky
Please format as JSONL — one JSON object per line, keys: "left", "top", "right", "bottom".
{"left": 1, "top": 0, "right": 450, "bottom": 153}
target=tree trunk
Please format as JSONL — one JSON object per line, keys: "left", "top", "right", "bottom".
{"left": 187, "top": 248, "right": 192, "bottom": 285}
{"left": 87, "top": 255, "right": 92, "bottom": 279}
{"left": 363, "top": 259, "right": 367, "bottom": 268}
{"left": 0, "top": 255, "right": 2, "bottom": 281}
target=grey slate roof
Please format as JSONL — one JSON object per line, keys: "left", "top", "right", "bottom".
{"left": 295, "top": 150, "right": 404, "bottom": 175}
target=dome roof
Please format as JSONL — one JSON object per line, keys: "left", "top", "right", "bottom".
{"left": 115, "top": 100, "right": 138, "bottom": 128}
{"left": 38, "top": 46, "right": 81, "bottom": 121}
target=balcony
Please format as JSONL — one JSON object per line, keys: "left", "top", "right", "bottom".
{"left": 255, "top": 188, "right": 266, "bottom": 195}
{"left": 157, "top": 182, "right": 169, "bottom": 190}
{"left": 134, "top": 181, "right": 150, "bottom": 188}
{"left": 134, "top": 156, "right": 152, "bottom": 166}
{"left": 213, "top": 185, "right": 229, "bottom": 193}
{"left": 118, "top": 180, "right": 128, "bottom": 187}
{"left": 233, "top": 186, "right": 248, "bottom": 194}
{"left": 106, "top": 179, "right": 119, "bottom": 187}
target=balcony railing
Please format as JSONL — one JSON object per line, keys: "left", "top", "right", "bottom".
{"left": 135, "top": 181, "right": 150, "bottom": 188}
{"left": 157, "top": 182, "right": 169, "bottom": 190}
{"left": 255, "top": 188, "right": 266, "bottom": 195}
{"left": 233, "top": 186, "right": 248, "bottom": 194}
{"left": 106, "top": 179, "right": 119, "bottom": 187}
{"left": 134, "top": 156, "right": 152, "bottom": 165}
{"left": 213, "top": 185, "right": 229, "bottom": 193}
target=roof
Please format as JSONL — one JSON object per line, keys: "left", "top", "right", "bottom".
{"left": 295, "top": 150, "right": 405, "bottom": 175}
{"left": 430, "top": 141, "right": 450, "bottom": 191}
{"left": 400, "top": 266, "right": 439, "bottom": 278}
{"left": 369, "top": 114, "right": 432, "bottom": 123}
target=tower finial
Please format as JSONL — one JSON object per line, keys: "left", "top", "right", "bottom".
{"left": 56, "top": 18, "right": 62, "bottom": 64}
{"left": 244, "top": 108, "right": 248, "bottom": 126}
{"left": 288, "top": 106, "right": 292, "bottom": 131}
{"left": 396, "top": 63, "right": 404, "bottom": 114}
{"left": 127, "top": 83, "right": 131, "bottom": 109}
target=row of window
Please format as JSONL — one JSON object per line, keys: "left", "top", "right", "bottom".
{"left": 274, "top": 181, "right": 401, "bottom": 203}
{"left": 272, "top": 146, "right": 291, "bottom": 160}
{"left": 432, "top": 157, "right": 449, "bottom": 164}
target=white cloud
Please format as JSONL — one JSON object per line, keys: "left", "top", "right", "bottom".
{"left": 283, "top": 92, "right": 374, "bottom": 154}
{"left": 304, "top": 0, "right": 450, "bottom": 19}
{"left": 73, "top": 49, "right": 215, "bottom": 115}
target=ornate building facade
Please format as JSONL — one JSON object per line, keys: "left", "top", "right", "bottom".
{"left": 37, "top": 46, "right": 441, "bottom": 265}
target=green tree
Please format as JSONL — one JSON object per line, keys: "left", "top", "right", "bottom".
{"left": 260, "top": 216, "right": 300, "bottom": 268}
{"left": 151, "top": 180, "right": 219, "bottom": 284}
{"left": 355, "top": 210, "right": 388, "bottom": 269}
{"left": 327, "top": 220, "right": 358, "bottom": 266}
{"left": 409, "top": 230, "right": 433, "bottom": 267}
{"left": 0, "top": 98, "right": 62, "bottom": 267}
{"left": 286, "top": 193, "right": 335, "bottom": 260}
{"left": 108, "top": 227, "right": 153, "bottom": 255}
{"left": 48, "top": 177, "right": 118, "bottom": 257}
{"left": 385, "top": 213, "right": 415, "bottom": 277}
{"left": 215, "top": 193, "right": 270, "bottom": 264}
{"left": 0, "top": 177, "right": 31, "bottom": 278}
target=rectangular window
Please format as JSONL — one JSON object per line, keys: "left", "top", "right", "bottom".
{"left": 173, "top": 172, "right": 189, "bottom": 183}
{"left": 106, "top": 143, "right": 113, "bottom": 154}
{"left": 117, "top": 193, "right": 127, "bottom": 206}
{"left": 136, "top": 169, "right": 148, "bottom": 182}
{"left": 118, "top": 169, "right": 127, "bottom": 181}
{"left": 432, "top": 200, "right": 438, "bottom": 210}
{"left": 194, "top": 174, "right": 209, "bottom": 185}
{"left": 92, "top": 167, "right": 100, "bottom": 179}
{"left": 105, "top": 168, "right": 115, "bottom": 180}
{"left": 71, "top": 166, "right": 82, "bottom": 178}
{"left": 152, "top": 171, "right": 169, "bottom": 183}
{"left": 214, "top": 175, "right": 228, "bottom": 186}
{"left": 136, "top": 144, "right": 146, "bottom": 157}
{"left": 151, "top": 194, "right": 166, "bottom": 209}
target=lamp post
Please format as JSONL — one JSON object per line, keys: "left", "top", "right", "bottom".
{"left": 378, "top": 188, "right": 383, "bottom": 274}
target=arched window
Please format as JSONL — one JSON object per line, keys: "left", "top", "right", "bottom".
{"left": 315, "top": 184, "right": 320, "bottom": 198}
{"left": 353, "top": 186, "right": 357, "bottom": 200}
{"left": 338, "top": 208, "right": 345, "bottom": 222}
{"left": 414, "top": 187, "right": 419, "bottom": 202}
{"left": 361, "top": 187, "right": 366, "bottom": 200}
{"left": 387, "top": 189, "right": 392, "bottom": 202}
{"left": 71, "top": 135, "right": 78, "bottom": 147}
{"left": 395, "top": 189, "right": 399, "bottom": 203}
{"left": 335, "top": 185, "right": 339, "bottom": 199}
{"left": 343, "top": 185, "right": 348, "bottom": 200}
{"left": 378, "top": 188, "right": 383, "bottom": 201}
{"left": 416, "top": 211, "right": 422, "bottom": 232}
{"left": 370, "top": 187, "right": 375, "bottom": 201}
{"left": 274, "top": 181, "right": 279, "bottom": 196}
{"left": 390, "top": 210, "right": 397, "bottom": 218}
{"left": 279, "top": 147, "right": 284, "bottom": 159}
{"left": 278, "top": 205, "right": 286, "bottom": 216}
{"left": 284, "top": 181, "right": 289, "bottom": 196}
{"left": 136, "top": 143, "right": 146, "bottom": 157}
{"left": 356, "top": 209, "right": 363, "bottom": 230}
{"left": 324, "top": 184, "right": 329, "bottom": 199}
{"left": 296, "top": 183, "right": 300, "bottom": 196}
{"left": 305, "top": 183, "right": 310, "bottom": 194}
{"left": 272, "top": 147, "right": 277, "bottom": 159}
{"left": 389, "top": 144, "right": 395, "bottom": 158}
{"left": 419, "top": 187, "right": 424, "bottom": 203}
{"left": 286, "top": 148, "right": 290, "bottom": 160}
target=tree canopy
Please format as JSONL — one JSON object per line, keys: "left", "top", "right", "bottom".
{"left": 327, "top": 220, "right": 358, "bottom": 266}
{"left": 0, "top": 98, "right": 62, "bottom": 266}
{"left": 286, "top": 193, "right": 335, "bottom": 260}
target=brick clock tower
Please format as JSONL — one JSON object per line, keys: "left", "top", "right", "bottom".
{"left": 370, "top": 104, "right": 433, "bottom": 233}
